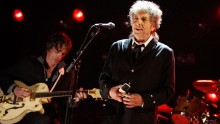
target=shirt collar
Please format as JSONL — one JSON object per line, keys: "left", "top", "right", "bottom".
{"left": 132, "top": 35, "right": 153, "bottom": 47}
{"left": 37, "top": 56, "right": 66, "bottom": 82}
{"left": 37, "top": 56, "right": 66, "bottom": 70}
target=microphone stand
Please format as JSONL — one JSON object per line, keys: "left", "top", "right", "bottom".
{"left": 64, "top": 25, "right": 101, "bottom": 124}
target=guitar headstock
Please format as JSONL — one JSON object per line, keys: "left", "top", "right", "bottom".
{"left": 87, "top": 88, "right": 102, "bottom": 100}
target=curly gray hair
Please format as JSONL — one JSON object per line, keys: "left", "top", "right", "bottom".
{"left": 128, "top": 0, "right": 162, "bottom": 30}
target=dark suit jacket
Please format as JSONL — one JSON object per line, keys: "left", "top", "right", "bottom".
{"left": 99, "top": 38, "right": 175, "bottom": 124}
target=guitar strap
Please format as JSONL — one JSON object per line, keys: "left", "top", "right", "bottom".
{"left": 50, "top": 67, "right": 65, "bottom": 92}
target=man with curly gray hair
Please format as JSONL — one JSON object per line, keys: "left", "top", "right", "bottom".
{"left": 99, "top": 0, "right": 175, "bottom": 124}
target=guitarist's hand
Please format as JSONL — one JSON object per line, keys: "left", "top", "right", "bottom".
{"left": 14, "top": 86, "right": 32, "bottom": 98}
{"left": 75, "top": 87, "right": 87, "bottom": 102}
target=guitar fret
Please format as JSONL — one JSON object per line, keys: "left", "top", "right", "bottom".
{"left": 35, "top": 91, "right": 72, "bottom": 98}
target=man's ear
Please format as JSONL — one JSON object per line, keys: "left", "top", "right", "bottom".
{"left": 151, "top": 25, "right": 156, "bottom": 32}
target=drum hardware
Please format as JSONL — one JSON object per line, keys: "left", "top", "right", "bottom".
{"left": 171, "top": 79, "right": 220, "bottom": 124}
{"left": 171, "top": 89, "right": 207, "bottom": 124}
{"left": 157, "top": 113, "right": 169, "bottom": 120}
{"left": 186, "top": 89, "right": 193, "bottom": 101}
{"left": 200, "top": 110, "right": 210, "bottom": 124}
{"left": 201, "top": 97, "right": 218, "bottom": 109}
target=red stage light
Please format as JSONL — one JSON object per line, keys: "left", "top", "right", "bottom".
{"left": 72, "top": 9, "right": 85, "bottom": 22}
{"left": 13, "top": 9, "right": 24, "bottom": 22}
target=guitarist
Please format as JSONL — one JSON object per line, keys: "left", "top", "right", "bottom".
{"left": 0, "top": 32, "right": 87, "bottom": 124}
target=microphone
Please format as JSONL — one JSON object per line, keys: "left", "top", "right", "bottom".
{"left": 93, "top": 22, "right": 115, "bottom": 29}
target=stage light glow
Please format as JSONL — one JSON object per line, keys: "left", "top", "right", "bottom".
{"left": 13, "top": 9, "right": 24, "bottom": 22}
{"left": 72, "top": 9, "right": 85, "bottom": 22}
{"left": 206, "top": 93, "right": 219, "bottom": 103}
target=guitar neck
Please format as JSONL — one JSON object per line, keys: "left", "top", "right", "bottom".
{"left": 34, "top": 91, "right": 70, "bottom": 98}
{"left": 33, "top": 90, "right": 90, "bottom": 98}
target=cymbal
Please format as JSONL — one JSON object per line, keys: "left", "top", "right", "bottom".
{"left": 193, "top": 80, "right": 220, "bottom": 93}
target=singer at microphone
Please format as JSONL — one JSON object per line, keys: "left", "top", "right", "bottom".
{"left": 93, "top": 22, "right": 115, "bottom": 29}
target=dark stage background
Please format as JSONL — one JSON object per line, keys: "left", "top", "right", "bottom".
{"left": 1, "top": 0, "right": 220, "bottom": 123}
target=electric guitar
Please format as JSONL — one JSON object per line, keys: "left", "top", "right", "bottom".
{"left": 0, "top": 80, "right": 102, "bottom": 124}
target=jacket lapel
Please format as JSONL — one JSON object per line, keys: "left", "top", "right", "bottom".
{"left": 122, "top": 38, "right": 158, "bottom": 65}
{"left": 135, "top": 38, "right": 158, "bottom": 63}
{"left": 123, "top": 39, "right": 134, "bottom": 65}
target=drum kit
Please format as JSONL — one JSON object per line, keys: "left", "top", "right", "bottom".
{"left": 158, "top": 80, "right": 220, "bottom": 124}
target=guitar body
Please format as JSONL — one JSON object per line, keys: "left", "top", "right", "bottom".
{"left": 0, "top": 81, "right": 50, "bottom": 124}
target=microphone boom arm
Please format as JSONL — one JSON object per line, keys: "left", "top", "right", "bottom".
{"left": 66, "top": 27, "right": 101, "bottom": 73}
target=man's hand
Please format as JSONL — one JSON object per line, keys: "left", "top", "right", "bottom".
{"left": 14, "top": 86, "right": 31, "bottom": 98}
{"left": 108, "top": 84, "right": 125, "bottom": 102}
{"left": 75, "top": 87, "right": 87, "bottom": 102}
{"left": 122, "top": 93, "right": 143, "bottom": 108}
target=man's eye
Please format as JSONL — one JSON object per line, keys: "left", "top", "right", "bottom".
{"left": 56, "top": 50, "right": 60, "bottom": 53}
{"left": 132, "top": 17, "right": 138, "bottom": 21}
{"left": 141, "top": 18, "right": 148, "bottom": 22}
